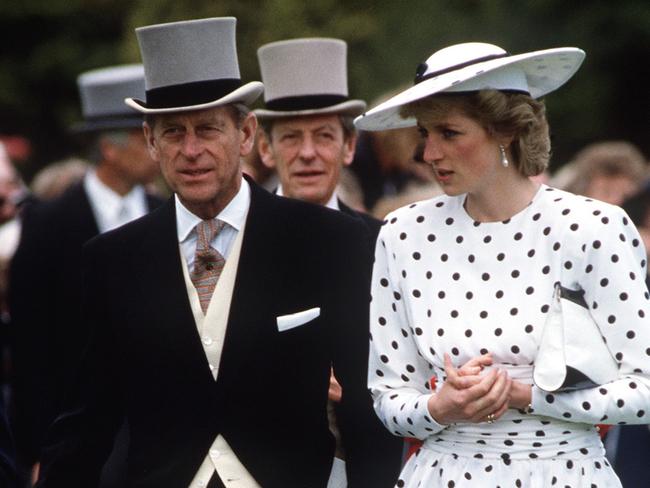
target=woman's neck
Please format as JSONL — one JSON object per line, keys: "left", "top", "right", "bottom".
{"left": 464, "top": 174, "right": 540, "bottom": 223}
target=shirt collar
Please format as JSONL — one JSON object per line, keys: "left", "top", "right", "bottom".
{"left": 176, "top": 177, "right": 251, "bottom": 243}
{"left": 84, "top": 169, "right": 145, "bottom": 218}
{"left": 276, "top": 184, "right": 339, "bottom": 211}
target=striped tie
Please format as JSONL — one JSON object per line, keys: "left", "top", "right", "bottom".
{"left": 190, "top": 219, "right": 226, "bottom": 313}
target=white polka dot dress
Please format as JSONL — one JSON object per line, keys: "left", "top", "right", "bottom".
{"left": 369, "top": 185, "right": 650, "bottom": 487}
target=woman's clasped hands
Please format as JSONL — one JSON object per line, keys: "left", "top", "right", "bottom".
{"left": 427, "top": 353, "right": 531, "bottom": 425}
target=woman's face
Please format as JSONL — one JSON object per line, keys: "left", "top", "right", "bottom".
{"left": 417, "top": 109, "right": 501, "bottom": 197}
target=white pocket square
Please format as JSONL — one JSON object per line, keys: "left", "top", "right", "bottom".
{"left": 276, "top": 307, "right": 320, "bottom": 332}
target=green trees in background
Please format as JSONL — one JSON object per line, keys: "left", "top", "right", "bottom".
{"left": 1, "top": 0, "right": 648, "bottom": 177}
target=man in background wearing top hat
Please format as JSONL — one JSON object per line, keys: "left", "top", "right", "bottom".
{"left": 256, "top": 38, "right": 379, "bottom": 235}
{"left": 255, "top": 38, "right": 402, "bottom": 487}
{"left": 35, "top": 17, "right": 387, "bottom": 488}
{"left": 9, "top": 64, "right": 162, "bottom": 485}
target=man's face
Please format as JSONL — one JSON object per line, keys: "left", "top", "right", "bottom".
{"left": 108, "top": 129, "right": 160, "bottom": 186}
{"left": 144, "top": 106, "right": 256, "bottom": 219}
{"left": 258, "top": 114, "right": 356, "bottom": 206}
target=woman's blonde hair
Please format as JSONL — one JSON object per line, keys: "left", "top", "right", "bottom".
{"left": 400, "top": 90, "right": 550, "bottom": 176}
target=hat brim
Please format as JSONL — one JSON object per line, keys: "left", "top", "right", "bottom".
{"left": 254, "top": 99, "right": 366, "bottom": 120}
{"left": 70, "top": 116, "right": 144, "bottom": 134}
{"left": 125, "top": 81, "right": 264, "bottom": 114}
{"left": 355, "top": 48, "right": 585, "bottom": 131}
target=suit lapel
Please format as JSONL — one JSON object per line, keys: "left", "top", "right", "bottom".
{"left": 217, "top": 182, "right": 282, "bottom": 382}
{"left": 133, "top": 198, "right": 215, "bottom": 384}
{"left": 145, "top": 192, "right": 165, "bottom": 212}
{"left": 65, "top": 182, "right": 100, "bottom": 238}
{"left": 337, "top": 199, "right": 358, "bottom": 219}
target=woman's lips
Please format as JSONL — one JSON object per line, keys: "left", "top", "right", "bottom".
{"left": 436, "top": 168, "right": 453, "bottom": 182}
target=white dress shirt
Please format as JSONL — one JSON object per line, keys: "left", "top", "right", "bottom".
{"left": 176, "top": 178, "right": 250, "bottom": 272}
{"left": 276, "top": 184, "right": 339, "bottom": 210}
{"left": 176, "top": 178, "right": 258, "bottom": 488}
{"left": 84, "top": 169, "right": 148, "bottom": 233}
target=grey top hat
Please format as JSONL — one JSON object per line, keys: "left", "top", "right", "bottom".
{"left": 254, "top": 38, "right": 366, "bottom": 119}
{"left": 72, "top": 64, "right": 145, "bottom": 133}
{"left": 125, "top": 17, "right": 263, "bottom": 114}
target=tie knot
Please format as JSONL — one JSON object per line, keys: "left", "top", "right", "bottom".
{"left": 195, "top": 219, "right": 225, "bottom": 250}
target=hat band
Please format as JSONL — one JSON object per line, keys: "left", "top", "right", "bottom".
{"left": 145, "top": 79, "right": 242, "bottom": 109}
{"left": 415, "top": 53, "right": 509, "bottom": 84}
{"left": 266, "top": 94, "right": 349, "bottom": 112}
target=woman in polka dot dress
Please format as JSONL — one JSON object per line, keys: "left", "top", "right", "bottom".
{"left": 354, "top": 42, "right": 650, "bottom": 487}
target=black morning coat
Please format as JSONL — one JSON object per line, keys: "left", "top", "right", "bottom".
{"left": 36, "top": 178, "right": 403, "bottom": 488}
{"left": 8, "top": 181, "right": 163, "bottom": 469}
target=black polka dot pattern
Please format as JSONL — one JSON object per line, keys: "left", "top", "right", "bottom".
{"left": 369, "top": 186, "right": 650, "bottom": 487}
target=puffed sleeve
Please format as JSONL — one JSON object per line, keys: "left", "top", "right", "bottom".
{"left": 368, "top": 220, "right": 445, "bottom": 440}
{"left": 532, "top": 205, "right": 650, "bottom": 424}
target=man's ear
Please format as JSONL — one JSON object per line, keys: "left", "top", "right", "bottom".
{"left": 98, "top": 135, "right": 119, "bottom": 163}
{"left": 257, "top": 129, "right": 277, "bottom": 170}
{"left": 342, "top": 131, "right": 358, "bottom": 167}
{"left": 142, "top": 122, "right": 159, "bottom": 162}
{"left": 239, "top": 112, "right": 258, "bottom": 158}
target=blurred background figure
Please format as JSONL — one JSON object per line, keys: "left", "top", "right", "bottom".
{"left": 0, "top": 142, "right": 30, "bottom": 415}
{"left": 623, "top": 181, "right": 650, "bottom": 274}
{"left": 29, "top": 158, "right": 90, "bottom": 201}
{"left": 0, "top": 394, "right": 20, "bottom": 488}
{"left": 0, "top": 143, "right": 26, "bottom": 488}
{"left": 8, "top": 64, "right": 163, "bottom": 486}
{"left": 556, "top": 140, "right": 647, "bottom": 205}
{"left": 0, "top": 143, "right": 28, "bottom": 230}
{"left": 350, "top": 87, "right": 441, "bottom": 217}
{"left": 0, "top": 142, "right": 28, "bottom": 304}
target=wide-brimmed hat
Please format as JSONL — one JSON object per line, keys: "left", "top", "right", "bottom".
{"left": 355, "top": 42, "right": 585, "bottom": 131}
{"left": 254, "top": 38, "right": 366, "bottom": 119}
{"left": 125, "top": 17, "right": 263, "bottom": 114}
{"left": 72, "top": 64, "right": 145, "bottom": 133}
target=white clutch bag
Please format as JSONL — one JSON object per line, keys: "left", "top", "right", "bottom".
{"left": 533, "top": 283, "right": 619, "bottom": 392}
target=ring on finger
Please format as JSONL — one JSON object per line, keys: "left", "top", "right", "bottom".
{"left": 486, "top": 413, "right": 496, "bottom": 424}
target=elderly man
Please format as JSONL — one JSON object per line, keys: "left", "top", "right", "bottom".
{"left": 36, "top": 18, "right": 386, "bottom": 488}
{"left": 255, "top": 37, "right": 402, "bottom": 487}
{"left": 9, "top": 64, "right": 162, "bottom": 483}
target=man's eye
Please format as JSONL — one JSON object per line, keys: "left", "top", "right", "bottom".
{"left": 442, "top": 129, "right": 458, "bottom": 138}
{"left": 417, "top": 127, "right": 428, "bottom": 139}
{"left": 163, "top": 127, "right": 181, "bottom": 136}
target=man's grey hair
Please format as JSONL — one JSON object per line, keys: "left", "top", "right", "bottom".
{"left": 144, "top": 103, "right": 250, "bottom": 129}
{"left": 87, "top": 130, "right": 131, "bottom": 163}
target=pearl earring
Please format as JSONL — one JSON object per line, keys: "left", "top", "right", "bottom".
{"left": 499, "top": 145, "right": 509, "bottom": 168}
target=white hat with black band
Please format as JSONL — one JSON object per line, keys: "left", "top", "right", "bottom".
{"left": 354, "top": 42, "right": 585, "bottom": 132}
